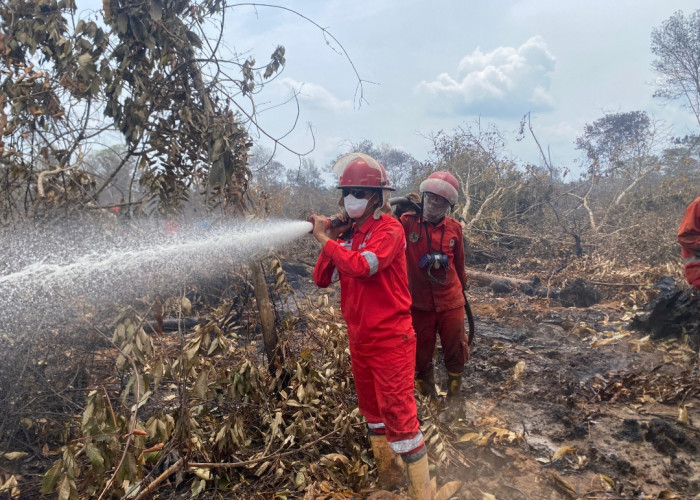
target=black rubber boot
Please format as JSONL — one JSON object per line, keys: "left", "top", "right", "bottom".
{"left": 446, "top": 371, "right": 462, "bottom": 400}
{"left": 415, "top": 370, "right": 437, "bottom": 399}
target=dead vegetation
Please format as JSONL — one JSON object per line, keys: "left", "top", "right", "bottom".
{"left": 1, "top": 4, "right": 699, "bottom": 497}
{"left": 0, "top": 234, "right": 699, "bottom": 500}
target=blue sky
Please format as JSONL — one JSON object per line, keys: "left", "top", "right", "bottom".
{"left": 222, "top": 0, "right": 699, "bottom": 174}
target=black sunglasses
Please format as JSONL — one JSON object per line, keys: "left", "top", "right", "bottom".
{"left": 342, "top": 188, "right": 374, "bottom": 198}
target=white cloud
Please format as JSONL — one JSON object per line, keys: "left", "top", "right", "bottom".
{"left": 278, "top": 77, "right": 353, "bottom": 113}
{"left": 416, "top": 36, "right": 556, "bottom": 117}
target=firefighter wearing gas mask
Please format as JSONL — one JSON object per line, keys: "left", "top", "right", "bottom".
{"left": 399, "top": 171, "right": 469, "bottom": 401}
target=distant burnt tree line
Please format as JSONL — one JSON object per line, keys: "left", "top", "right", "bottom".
{"left": 0, "top": 2, "right": 698, "bottom": 274}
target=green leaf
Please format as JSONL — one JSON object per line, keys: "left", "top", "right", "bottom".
{"left": 41, "top": 460, "right": 63, "bottom": 494}
{"left": 117, "top": 13, "right": 128, "bottom": 34}
{"left": 191, "top": 478, "right": 205, "bottom": 497}
{"left": 149, "top": 0, "right": 162, "bottom": 21}
{"left": 185, "top": 30, "right": 202, "bottom": 49}
{"left": 85, "top": 443, "right": 105, "bottom": 473}
{"left": 56, "top": 474, "right": 77, "bottom": 500}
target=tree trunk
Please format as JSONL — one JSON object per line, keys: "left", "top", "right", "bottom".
{"left": 466, "top": 269, "right": 533, "bottom": 288}
{"left": 249, "top": 259, "right": 282, "bottom": 373}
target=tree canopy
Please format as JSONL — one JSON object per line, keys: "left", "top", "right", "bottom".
{"left": 0, "top": 0, "right": 286, "bottom": 220}
{"left": 651, "top": 9, "right": 700, "bottom": 128}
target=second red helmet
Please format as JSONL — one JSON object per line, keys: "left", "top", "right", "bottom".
{"left": 419, "top": 171, "right": 459, "bottom": 205}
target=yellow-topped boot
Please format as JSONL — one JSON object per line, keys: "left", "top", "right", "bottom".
{"left": 446, "top": 371, "right": 462, "bottom": 400}
{"left": 415, "top": 370, "right": 437, "bottom": 399}
{"left": 369, "top": 434, "right": 405, "bottom": 491}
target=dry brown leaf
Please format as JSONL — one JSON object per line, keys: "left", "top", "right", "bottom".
{"left": 552, "top": 445, "right": 576, "bottom": 461}
{"left": 590, "top": 334, "right": 627, "bottom": 348}
{"left": 657, "top": 491, "right": 682, "bottom": 499}
{"left": 512, "top": 361, "right": 526, "bottom": 381}
{"left": 599, "top": 473, "right": 615, "bottom": 489}
{"left": 477, "top": 431, "right": 495, "bottom": 446}
{"left": 435, "top": 480, "right": 462, "bottom": 500}
{"left": 480, "top": 492, "right": 497, "bottom": 500}
{"left": 319, "top": 453, "right": 349, "bottom": 467}
{"left": 490, "top": 340, "right": 512, "bottom": 351}
{"left": 0, "top": 475, "right": 20, "bottom": 497}
{"left": 547, "top": 471, "right": 577, "bottom": 497}
{"left": 678, "top": 405, "right": 689, "bottom": 425}
{"left": 456, "top": 432, "right": 481, "bottom": 443}
{"left": 365, "top": 491, "right": 402, "bottom": 500}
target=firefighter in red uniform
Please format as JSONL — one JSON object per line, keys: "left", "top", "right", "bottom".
{"left": 310, "top": 153, "right": 432, "bottom": 499}
{"left": 399, "top": 172, "right": 469, "bottom": 400}
{"left": 678, "top": 196, "right": 700, "bottom": 289}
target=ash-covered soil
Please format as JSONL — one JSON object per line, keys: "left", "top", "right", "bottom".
{"left": 279, "top": 242, "right": 699, "bottom": 499}
{"left": 426, "top": 286, "right": 700, "bottom": 500}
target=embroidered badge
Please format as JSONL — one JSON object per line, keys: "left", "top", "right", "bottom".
{"left": 449, "top": 238, "right": 456, "bottom": 248}
{"left": 409, "top": 232, "right": 419, "bottom": 243}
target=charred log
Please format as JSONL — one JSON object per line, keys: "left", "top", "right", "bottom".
{"left": 632, "top": 287, "right": 700, "bottom": 345}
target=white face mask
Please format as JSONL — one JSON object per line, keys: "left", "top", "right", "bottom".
{"left": 344, "top": 194, "right": 370, "bottom": 219}
{"left": 423, "top": 198, "right": 448, "bottom": 223}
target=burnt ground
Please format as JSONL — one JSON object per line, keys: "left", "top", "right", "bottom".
{"left": 1, "top": 250, "right": 698, "bottom": 500}
{"left": 282, "top": 250, "right": 700, "bottom": 500}
{"left": 420, "top": 286, "right": 700, "bottom": 500}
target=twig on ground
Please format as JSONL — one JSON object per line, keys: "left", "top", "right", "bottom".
{"left": 189, "top": 428, "right": 340, "bottom": 468}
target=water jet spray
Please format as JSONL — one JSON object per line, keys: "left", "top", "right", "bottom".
{"left": 0, "top": 219, "right": 313, "bottom": 336}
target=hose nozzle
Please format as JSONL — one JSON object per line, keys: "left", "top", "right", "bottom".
{"left": 307, "top": 216, "right": 343, "bottom": 234}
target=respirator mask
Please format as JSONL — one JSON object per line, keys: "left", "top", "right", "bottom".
{"left": 343, "top": 189, "right": 375, "bottom": 219}
{"left": 419, "top": 252, "right": 450, "bottom": 284}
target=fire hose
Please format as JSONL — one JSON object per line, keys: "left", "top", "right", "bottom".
{"left": 389, "top": 196, "right": 476, "bottom": 345}
{"left": 307, "top": 199, "right": 476, "bottom": 345}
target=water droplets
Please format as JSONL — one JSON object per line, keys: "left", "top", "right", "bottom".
{"left": 0, "top": 219, "right": 312, "bottom": 335}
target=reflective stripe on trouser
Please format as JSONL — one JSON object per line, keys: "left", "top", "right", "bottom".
{"left": 412, "top": 306, "right": 468, "bottom": 376}
{"left": 350, "top": 335, "right": 423, "bottom": 455}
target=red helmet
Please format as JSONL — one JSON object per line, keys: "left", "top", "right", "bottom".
{"left": 333, "top": 153, "right": 394, "bottom": 190}
{"left": 419, "top": 171, "right": 459, "bottom": 205}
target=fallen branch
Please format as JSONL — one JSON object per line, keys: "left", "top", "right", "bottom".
{"left": 587, "top": 280, "right": 646, "bottom": 287}
{"left": 189, "top": 428, "right": 340, "bottom": 468}
{"left": 466, "top": 269, "right": 533, "bottom": 288}
{"left": 37, "top": 150, "right": 85, "bottom": 198}
{"left": 132, "top": 458, "right": 184, "bottom": 500}
{"left": 129, "top": 429, "right": 341, "bottom": 499}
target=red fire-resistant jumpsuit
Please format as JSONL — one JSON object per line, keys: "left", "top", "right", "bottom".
{"left": 400, "top": 213, "right": 469, "bottom": 379}
{"left": 313, "top": 214, "right": 424, "bottom": 455}
{"left": 678, "top": 196, "right": 700, "bottom": 289}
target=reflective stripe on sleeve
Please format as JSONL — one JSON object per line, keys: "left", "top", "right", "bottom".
{"left": 367, "top": 422, "right": 385, "bottom": 430}
{"left": 362, "top": 251, "right": 379, "bottom": 276}
{"left": 388, "top": 430, "right": 424, "bottom": 454}
{"left": 683, "top": 255, "right": 700, "bottom": 264}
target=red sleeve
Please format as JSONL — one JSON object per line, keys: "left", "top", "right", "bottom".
{"left": 312, "top": 242, "right": 337, "bottom": 288}
{"left": 324, "top": 220, "right": 405, "bottom": 279}
{"left": 678, "top": 198, "right": 700, "bottom": 250}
